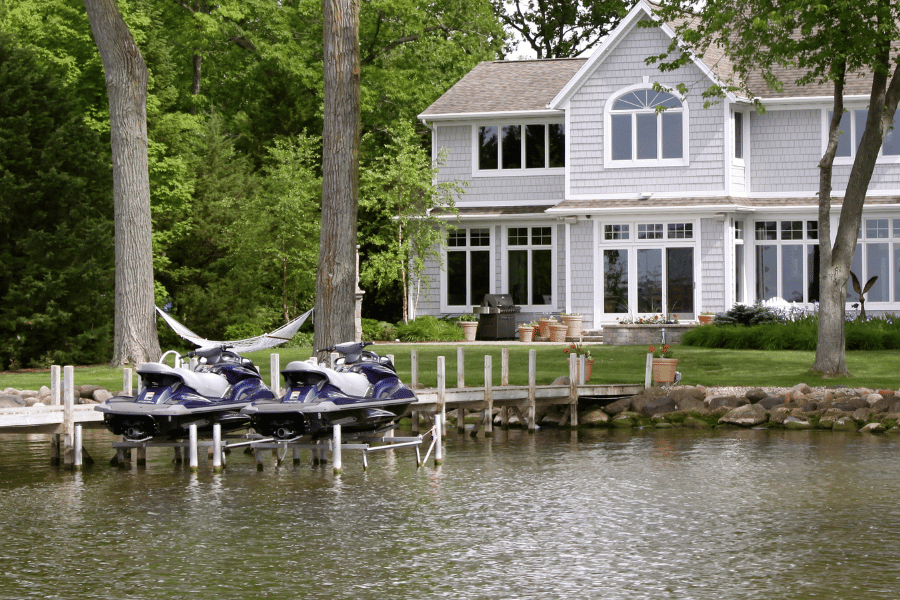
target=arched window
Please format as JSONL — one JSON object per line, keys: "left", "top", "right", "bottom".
{"left": 607, "top": 89, "right": 686, "bottom": 166}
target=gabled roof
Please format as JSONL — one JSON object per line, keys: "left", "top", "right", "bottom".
{"left": 418, "top": 58, "right": 586, "bottom": 120}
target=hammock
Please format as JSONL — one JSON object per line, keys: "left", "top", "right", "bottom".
{"left": 156, "top": 307, "right": 313, "bottom": 353}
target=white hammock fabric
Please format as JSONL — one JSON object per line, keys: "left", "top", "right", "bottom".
{"left": 156, "top": 307, "right": 313, "bottom": 352}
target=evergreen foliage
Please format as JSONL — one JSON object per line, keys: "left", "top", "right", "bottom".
{"left": 0, "top": 32, "right": 114, "bottom": 368}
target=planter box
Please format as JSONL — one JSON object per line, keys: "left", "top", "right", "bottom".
{"left": 600, "top": 323, "right": 696, "bottom": 346}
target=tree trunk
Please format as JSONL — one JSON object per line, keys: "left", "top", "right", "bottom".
{"left": 814, "top": 44, "right": 900, "bottom": 376}
{"left": 83, "top": 0, "right": 161, "bottom": 366}
{"left": 315, "top": 0, "right": 360, "bottom": 354}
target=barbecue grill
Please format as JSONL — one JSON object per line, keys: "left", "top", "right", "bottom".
{"left": 475, "top": 293, "right": 521, "bottom": 340}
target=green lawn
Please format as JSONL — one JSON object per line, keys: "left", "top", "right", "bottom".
{"left": 1, "top": 343, "right": 898, "bottom": 392}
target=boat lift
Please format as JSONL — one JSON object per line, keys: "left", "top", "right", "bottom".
{"left": 109, "top": 415, "right": 444, "bottom": 474}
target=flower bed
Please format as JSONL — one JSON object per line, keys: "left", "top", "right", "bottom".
{"left": 601, "top": 323, "right": 696, "bottom": 346}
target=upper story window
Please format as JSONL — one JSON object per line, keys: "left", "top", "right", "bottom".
{"left": 477, "top": 123, "right": 565, "bottom": 173}
{"left": 605, "top": 88, "right": 688, "bottom": 168}
{"left": 826, "top": 108, "right": 900, "bottom": 162}
{"left": 734, "top": 111, "right": 744, "bottom": 160}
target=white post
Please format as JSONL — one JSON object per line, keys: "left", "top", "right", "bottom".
{"left": 188, "top": 424, "right": 199, "bottom": 471}
{"left": 434, "top": 412, "right": 443, "bottom": 466}
{"left": 645, "top": 353, "right": 654, "bottom": 388}
{"left": 332, "top": 424, "right": 342, "bottom": 474}
{"left": 527, "top": 350, "right": 536, "bottom": 433}
{"left": 63, "top": 366, "right": 75, "bottom": 466}
{"left": 484, "top": 355, "right": 493, "bottom": 438}
{"left": 410, "top": 349, "right": 419, "bottom": 388}
{"left": 437, "top": 356, "right": 446, "bottom": 436}
{"left": 456, "top": 347, "right": 465, "bottom": 388}
{"left": 501, "top": 348, "right": 509, "bottom": 386}
{"left": 74, "top": 424, "right": 83, "bottom": 470}
{"left": 51, "top": 365, "right": 61, "bottom": 405}
{"left": 270, "top": 353, "right": 281, "bottom": 396}
{"left": 212, "top": 423, "right": 223, "bottom": 473}
{"left": 122, "top": 367, "right": 133, "bottom": 396}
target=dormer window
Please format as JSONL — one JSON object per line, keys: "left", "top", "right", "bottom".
{"left": 604, "top": 88, "right": 689, "bottom": 168}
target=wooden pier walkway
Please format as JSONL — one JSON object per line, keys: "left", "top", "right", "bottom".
{"left": 0, "top": 348, "right": 644, "bottom": 468}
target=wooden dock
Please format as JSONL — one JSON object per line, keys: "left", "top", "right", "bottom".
{"left": 0, "top": 348, "right": 644, "bottom": 469}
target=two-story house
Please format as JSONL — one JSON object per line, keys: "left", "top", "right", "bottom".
{"left": 415, "top": 0, "right": 900, "bottom": 331}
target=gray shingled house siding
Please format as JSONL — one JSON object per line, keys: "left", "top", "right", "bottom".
{"left": 749, "top": 109, "right": 820, "bottom": 193}
{"left": 700, "top": 218, "right": 726, "bottom": 313}
{"left": 567, "top": 23, "right": 726, "bottom": 196}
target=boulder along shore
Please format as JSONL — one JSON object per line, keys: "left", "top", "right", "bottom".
{"left": 530, "top": 384, "right": 900, "bottom": 433}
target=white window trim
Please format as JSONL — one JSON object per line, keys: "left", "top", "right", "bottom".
{"left": 750, "top": 217, "right": 819, "bottom": 305}
{"left": 440, "top": 224, "right": 496, "bottom": 313}
{"left": 471, "top": 121, "right": 567, "bottom": 177}
{"left": 500, "top": 223, "right": 557, "bottom": 311}
{"left": 732, "top": 110, "right": 746, "bottom": 166}
{"left": 822, "top": 108, "right": 900, "bottom": 166}
{"left": 597, "top": 218, "right": 699, "bottom": 319}
{"left": 603, "top": 83, "right": 690, "bottom": 169}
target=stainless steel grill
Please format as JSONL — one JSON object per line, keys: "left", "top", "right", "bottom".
{"left": 475, "top": 294, "right": 521, "bottom": 340}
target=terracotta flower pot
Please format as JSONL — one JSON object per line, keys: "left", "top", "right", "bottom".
{"left": 538, "top": 318, "right": 555, "bottom": 338}
{"left": 518, "top": 325, "right": 534, "bottom": 343}
{"left": 652, "top": 358, "right": 678, "bottom": 383}
{"left": 698, "top": 314, "right": 714, "bottom": 324}
{"left": 458, "top": 321, "right": 478, "bottom": 342}
{"left": 549, "top": 323, "right": 568, "bottom": 343}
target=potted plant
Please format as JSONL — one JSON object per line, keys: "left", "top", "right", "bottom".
{"left": 698, "top": 312, "right": 715, "bottom": 324}
{"left": 549, "top": 321, "right": 568, "bottom": 342}
{"left": 518, "top": 322, "right": 535, "bottom": 343}
{"left": 538, "top": 315, "right": 557, "bottom": 338}
{"left": 560, "top": 312, "right": 584, "bottom": 338}
{"left": 457, "top": 314, "right": 478, "bottom": 341}
{"left": 564, "top": 342, "right": 594, "bottom": 381}
{"left": 648, "top": 344, "right": 678, "bottom": 383}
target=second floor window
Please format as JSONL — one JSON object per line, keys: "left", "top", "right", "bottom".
{"left": 478, "top": 123, "right": 565, "bottom": 171}
{"left": 828, "top": 108, "right": 900, "bottom": 160}
{"left": 609, "top": 89, "right": 684, "bottom": 164}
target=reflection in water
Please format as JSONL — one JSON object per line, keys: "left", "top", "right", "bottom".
{"left": 0, "top": 428, "right": 899, "bottom": 599}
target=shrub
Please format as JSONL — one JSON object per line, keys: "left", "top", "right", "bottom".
{"left": 361, "top": 318, "right": 398, "bottom": 342}
{"left": 395, "top": 316, "right": 465, "bottom": 342}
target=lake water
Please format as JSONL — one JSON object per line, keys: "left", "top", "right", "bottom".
{"left": 1, "top": 426, "right": 899, "bottom": 600}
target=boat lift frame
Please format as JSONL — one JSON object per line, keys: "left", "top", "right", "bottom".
{"left": 109, "top": 415, "right": 444, "bottom": 474}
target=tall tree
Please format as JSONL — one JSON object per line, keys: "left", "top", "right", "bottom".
{"left": 316, "top": 0, "right": 361, "bottom": 351}
{"left": 495, "top": 0, "right": 633, "bottom": 58}
{"left": 83, "top": 0, "right": 161, "bottom": 365}
{"left": 648, "top": 0, "right": 900, "bottom": 377}
{"left": 359, "top": 121, "right": 464, "bottom": 323}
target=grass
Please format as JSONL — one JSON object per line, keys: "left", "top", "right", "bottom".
{"left": 1, "top": 343, "right": 898, "bottom": 392}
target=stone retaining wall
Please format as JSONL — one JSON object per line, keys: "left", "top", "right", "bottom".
{"left": 600, "top": 323, "right": 696, "bottom": 346}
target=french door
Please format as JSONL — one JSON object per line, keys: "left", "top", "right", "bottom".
{"left": 603, "top": 246, "right": 695, "bottom": 318}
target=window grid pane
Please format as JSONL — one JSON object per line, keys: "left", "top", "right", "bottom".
{"left": 508, "top": 228, "right": 528, "bottom": 246}
{"left": 470, "top": 228, "right": 490, "bottom": 246}
{"left": 807, "top": 221, "right": 818, "bottom": 240}
{"left": 755, "top": 221, "right": 777, "bottom": 241}
{"left": 781, "top": 221, "right": 803, "bottom": 240}
{"left": 667, "top": 223, "right": 693, "bottom": 239}
{"left": 605, "top": 224, "right": 630, "bottom": 240}
{"left": 531, "top": 227, "right": 552, "bottom": 246}
{"left": 638, "top": 223, "right": 663, "bottom": 240}
{"left": 866, "top": 218, "right": 889, "bottom": 239}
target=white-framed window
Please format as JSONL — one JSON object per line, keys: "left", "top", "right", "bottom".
{"left": 604, "top": 87, "right": 689, "bottom": 168}
{"left": 848, "top": 217, "right": 900, "bottom": 303}
{"left": 599, "top": 220, "right": 697, "bottom": 318}
{"left": 476, "top": 122, "right": 565, "bottom": 174}
{"left": 733, "top": 110, "right": 745, "bottom": 161}
{"left": 825, "top": 108, "right": 900, "bottom": 163}
{"left": 445, "top": 227, "right": 492, "bottom": 309}
{"left": 753, "top": 219, "right": 819, "bottom": 303}
{"left": 504, "top": 225, "right": 554, "bottom": 308}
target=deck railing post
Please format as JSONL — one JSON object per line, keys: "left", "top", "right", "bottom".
{"left": 528, "top": 350, "right": 536, "bottom": 433}
{"left": 63, "top": 366, "right": 75, "bottom": 466}
{"left": 568, "top": 354, "right": 579, "bottom": 427}
{"left": 457, "top": 347, "right": 465, "bottom": 388}
{"left": 122, "top": 367, "right": 133, "bottom": 397}
{"left": 270, "top": 353, "right": 280, "bottom": 397}
{"left": 437, "top": 356, "right": 446, "bottom": 436}
{"left": 50, "top": 365, "right": 61, "bottom": 465}
{"left": 501, "top": 348, "right": 509, "bottom": 386}
{"left": 410, "top": 349, "right": 419, "bottom": 434}
{"left": 484, "top": 355, "right": 493, "bottom": 438}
